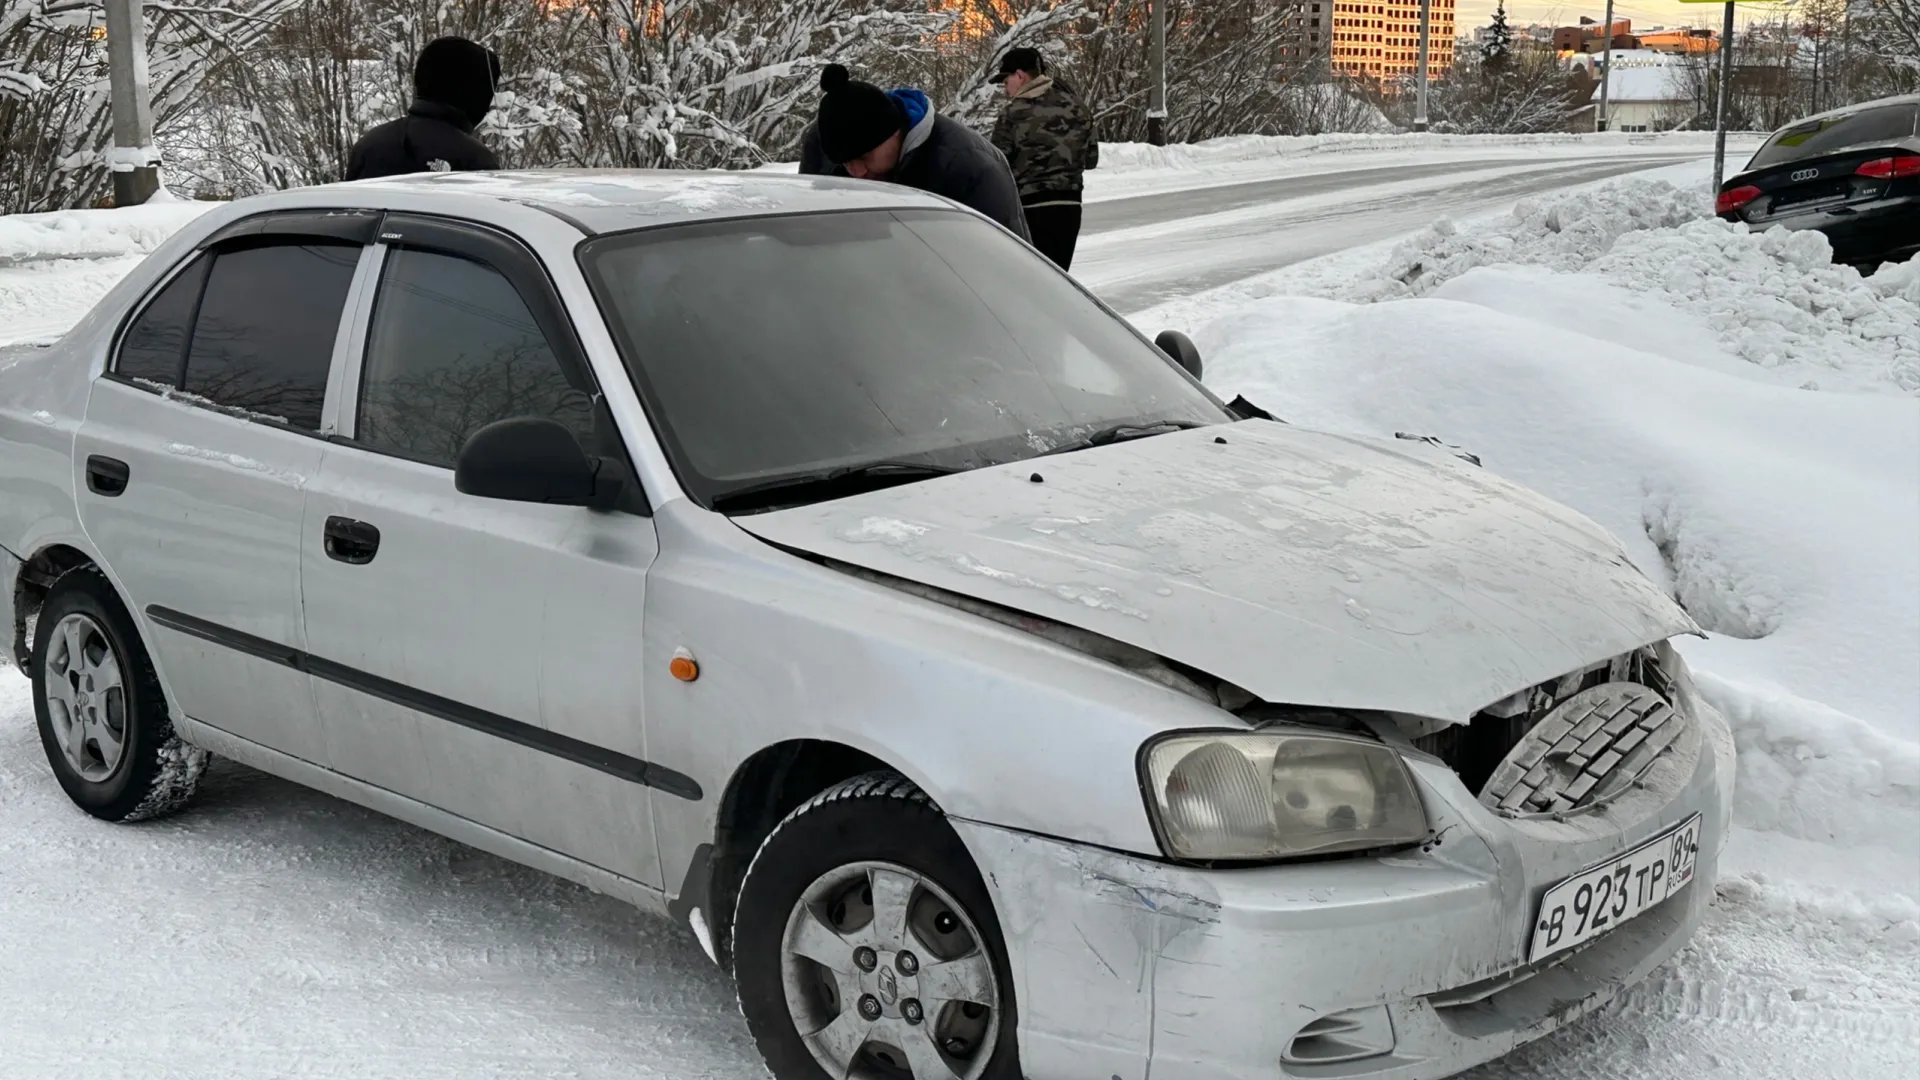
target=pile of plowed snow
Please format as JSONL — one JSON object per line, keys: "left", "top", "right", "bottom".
{"left": 0, "top": 199, "right": 214, "bottom": 347}
{"left": 1333, "top": 177, "right": 1920, "bottom": 395}
{"left": 0, "top": 197, "right": 210, "bottom": 266}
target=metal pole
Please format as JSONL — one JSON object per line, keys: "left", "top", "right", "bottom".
{"left": 1413, "top": 0, "right": 1431, "bottom": 132}
{"left": 1596, "top": 0, "right": 1616, "bottom": 131}
{"left": 1147, "top": 0, "right": 1168, "bottom": 146}
{"left": 1711, "top": 0, "right": 1735, "bottom": 193}
{"left": 103, "top": 0, "right": 160, "bottom": 206}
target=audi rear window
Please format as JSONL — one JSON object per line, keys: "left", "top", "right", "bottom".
{"left": 1749, "top": 104, "right": 1920, "bottom": 169}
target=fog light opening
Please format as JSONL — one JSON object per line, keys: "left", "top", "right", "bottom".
{"left": 1282, "top": 1003, "right": 1396, "bottom": 1066}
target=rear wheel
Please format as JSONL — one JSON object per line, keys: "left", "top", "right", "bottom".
{"left": 31, "top": 567, "right": 207, "bottom": 821}
{"left": 733, "top": 773, "right": 1021, "bottom": 1080}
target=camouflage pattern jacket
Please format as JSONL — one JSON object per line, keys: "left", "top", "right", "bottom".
{"left": 989, "top": 76, "right": 1099, "bottom": 207}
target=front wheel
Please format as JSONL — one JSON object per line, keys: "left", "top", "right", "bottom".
{"left": 733, "top": 773, "right": 1021, "bottom": 1080}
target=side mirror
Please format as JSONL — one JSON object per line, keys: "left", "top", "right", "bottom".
{"left": 1156, "top": 329, "right": 1203, "bottom": 381}
{"left": 455, "top": 417, "right": 615, "bottom": 508}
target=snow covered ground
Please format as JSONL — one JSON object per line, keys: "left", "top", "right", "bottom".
{"left": 0, "top": 199, "right": 214, "bottom": 348}
{"left": 1, "top": 143, "right": 1915, "bottom": 1078}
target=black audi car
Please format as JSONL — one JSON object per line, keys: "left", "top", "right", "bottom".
{"left": 1717, "top": 94, "right": 1920, "bottom": 270}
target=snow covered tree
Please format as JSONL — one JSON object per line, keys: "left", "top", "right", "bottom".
{"left": 1856, "top": 0, "right": 1919, "bottom": 95}
{"left": 1480, "top": 1, "right": 1512, "bottom": 75}
{"left": 922, "top": 0, "right": 1095, "bottom": 133}
{"left": 549, "top": 0, "right": 953, "bottom": 170}
{"left": 1062, "top": 0, "right": 1325, "bottom": 142}
{"left": 0, "top": 0, "right": 294, "bottom": 212}
{"left": 1425, "top": 47, "right": 1576, "bottom": 134}
{"left": 7, "top": 0, "right": 1408, "bottom": 208}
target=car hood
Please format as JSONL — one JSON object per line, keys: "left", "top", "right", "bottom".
{"left": 734, "top": 423, "right": 1695, "bottom": 723}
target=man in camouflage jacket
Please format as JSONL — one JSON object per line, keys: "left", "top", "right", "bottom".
{"left": 989, "top": 48, "right": 1099, "bottom": 272}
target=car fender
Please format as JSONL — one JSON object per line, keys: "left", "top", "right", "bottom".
{"left": 640, "top": 503, "right": 1232, "bottom": 902}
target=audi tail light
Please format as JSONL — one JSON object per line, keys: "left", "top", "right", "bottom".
{"left": 1856, "top": 155, "right": 1920, "bottom": 180}
{"left": 1716, "top": 185, "right": 1762, "bottom": 214}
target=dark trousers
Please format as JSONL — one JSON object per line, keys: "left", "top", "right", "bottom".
{"left": 1023, "top": 202, "right": 1083, "bottom": 272}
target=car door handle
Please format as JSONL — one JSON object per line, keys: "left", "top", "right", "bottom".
{"left": 323, "top": 516, "right": 381, "bottom": 565}
{"left": 85, "top": 455, "right": 130, "bottom": 497}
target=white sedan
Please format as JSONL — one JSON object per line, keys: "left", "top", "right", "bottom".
{"left": 0, "top": 170, "right": 1733, "bottom": 1080}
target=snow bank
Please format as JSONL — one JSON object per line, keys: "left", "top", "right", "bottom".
{"left": 1699, "top": 671, "right": 1919, "bottom": 853}
{"left": 0, "top": 201, "right": 218, "bottom": 347}
{"left": 1333, "top": 176, "right": 1920, "bottom": 395}
{"left": 1196, "top": 294, "right": 1919, "bottom": 732}
{"left": 0, "top": 200, "right": 214, "bottom": 266}
{"left": 1187, "top": 288, "right": 1919, "bottom": 863}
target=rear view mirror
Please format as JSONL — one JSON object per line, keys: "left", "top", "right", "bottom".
{"left": 1156, "top": 330, "right": 1203, "bottom": 381}
{"left": 455, "top": 417, "right": 617, "bottom": 509}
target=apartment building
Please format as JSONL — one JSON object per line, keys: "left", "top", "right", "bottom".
{"left": 1323, "top": 0, "right": 1456, "bottom": 81}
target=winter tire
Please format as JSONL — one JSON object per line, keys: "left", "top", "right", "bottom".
{"left": 31, "top": 567, "right": 207, "bottom": 822}
{"left": 733, "top": 772, "right": 1022, "bottom": 1080}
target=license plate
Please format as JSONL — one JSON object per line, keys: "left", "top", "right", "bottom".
{"left": 1527, "top": 813, "right": 1700, "bottom": 963}
{"left": 1780, "top": 194, "right": 1848, "bottom": 213}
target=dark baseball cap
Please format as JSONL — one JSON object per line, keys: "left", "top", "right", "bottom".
{"left": 990, "top": 47, "right": 1045, "bottom": 83}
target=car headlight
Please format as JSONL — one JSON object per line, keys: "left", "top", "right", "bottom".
{"left": 1141, "top": 730, "right": 1429, "bottom": 861}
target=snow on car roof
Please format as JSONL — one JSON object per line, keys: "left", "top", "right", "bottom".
{"left": 346, "top": 168, "right": 956, "bottom": 232}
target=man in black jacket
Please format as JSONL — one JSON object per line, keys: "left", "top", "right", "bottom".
{"left": 799, "top": 64, "right": 1030, "bottom": 241}
{"left": 346, "top": 37, "right": 502, "bottom": 181}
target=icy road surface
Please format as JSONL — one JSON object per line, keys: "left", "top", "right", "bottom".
{"left": 1078, "top": 151, "right": 1718, "bottom": 312}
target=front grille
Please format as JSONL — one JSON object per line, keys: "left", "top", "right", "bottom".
{"left": 1413, "top": 646, "right": 1680, "bottom": 808}
{"left": 1479, "top": 684, "right": 1682, "bottom": 816}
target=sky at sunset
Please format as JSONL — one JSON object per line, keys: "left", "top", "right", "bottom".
{"left": 1453, "top": 0, "right": 1797, "bottom": 33}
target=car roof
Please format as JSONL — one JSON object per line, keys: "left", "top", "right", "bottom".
{"left": 1774, "top": 93, "right": 1920, "bottom": 132}
{"left": 339, "top": 168, "right": 959, "bottom": 234}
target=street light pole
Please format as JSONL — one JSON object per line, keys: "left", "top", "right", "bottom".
{"left": 1711, "top": 0, "right": 1736, "bottom": 192}
{"left": 103, "top": 0, "right": 160, "bottom": 206}
{"left": 1148, "top": 0, "right": 1168, "bottom": 146}
{"left": 1597, "top": 0, "right": 1616, "bottom": 131}
{"left": 1414, "top": 0, "right": 1431, "bottom": 132}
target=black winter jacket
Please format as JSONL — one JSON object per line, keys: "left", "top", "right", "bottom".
{"left": 345, "top": 100, "right": 500, "bottom": 182}
{"left": 799, "top": 93, "right": 1030, "bottom": 242}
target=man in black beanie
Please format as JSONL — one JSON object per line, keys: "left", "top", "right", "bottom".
{"left": 345, "top": 36, "right": 502, "bottom": 181}
{"left": 799, "top": 64, "right": 1030, "bottom": 241}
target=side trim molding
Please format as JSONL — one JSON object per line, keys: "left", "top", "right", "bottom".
{"left": 146, "top": 605, "right": 704, "bottom": 801}
{"left": 175, "top": 716, "right": 672, "bottom": 917}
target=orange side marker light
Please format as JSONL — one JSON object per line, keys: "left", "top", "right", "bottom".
{"left": 670, "top": 647, "right": 700, "bottom": 683}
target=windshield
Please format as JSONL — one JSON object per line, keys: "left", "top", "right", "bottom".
{"left": 581, "top": 209, "right": 1230, "bottom": 510}
{"left": 1748, "top": 104, "right": 1919, "bottom": 169}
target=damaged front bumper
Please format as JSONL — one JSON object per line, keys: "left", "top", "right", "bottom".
{"left": 956, "top": 679, "right": 1735, "bottom": 1080}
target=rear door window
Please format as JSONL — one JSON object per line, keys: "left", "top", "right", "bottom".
{"left": 181, "top": 241, "right": 361, "bottom": 430}
{"left": 1749, "top": 104, "right": 1920, "bottom": 169}
{"left": 116, "top": 255, "right": 211, "bottom": 388}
